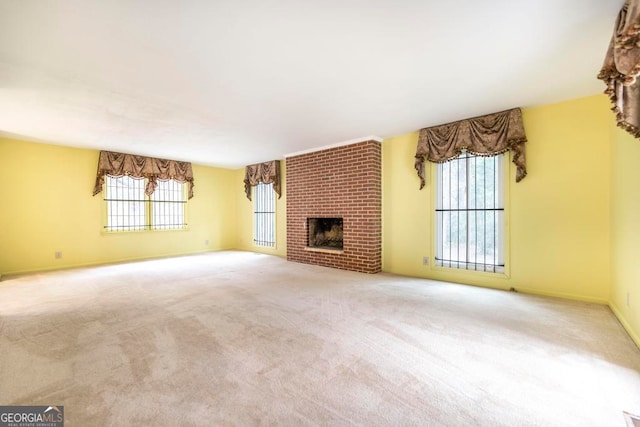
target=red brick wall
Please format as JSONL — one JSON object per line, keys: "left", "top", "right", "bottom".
{"left": 286, "top": 140, "right": 381, "bottom": 273}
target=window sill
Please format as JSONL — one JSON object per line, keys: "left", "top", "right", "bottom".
{"left": 432, "top": 263, "right": 510, "bottom": 279}
{"left": 253, "top": 243, "right": 277, "bottom": 250}
{"left": 101, "top": 227, "right": 190, "bottom": 235}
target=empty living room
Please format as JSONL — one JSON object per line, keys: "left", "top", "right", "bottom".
{"left": 2, "top": 1, "right": 640, "bottom": 426}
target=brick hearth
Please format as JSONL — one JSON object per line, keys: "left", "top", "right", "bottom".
{"left": 286, "top": 140, "right": 381, "bottom": 273}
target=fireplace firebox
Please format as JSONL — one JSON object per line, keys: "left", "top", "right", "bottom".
{"left": 307, "top": 218, "right": 343, "bottom": 250}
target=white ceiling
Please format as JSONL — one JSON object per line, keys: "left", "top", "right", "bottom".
{"left": 0, "top": 0, "right": 622, "bottom": 168}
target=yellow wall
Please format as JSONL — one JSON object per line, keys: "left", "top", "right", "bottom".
{"left": 0, "top": 137, "right": 237, "bottom": 276}
{"left": 1, "top": 95, "right": 638, "bottom": 345}
{"left": 234, "top": 164, "right": 287, "bottom": 257}
{"left": 382, "top": 95, "right": 611, "bottom": 303}
{"left": 610, "top": 124, "right": 640, "bottom": 346}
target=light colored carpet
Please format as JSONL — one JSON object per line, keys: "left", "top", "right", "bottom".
{"left": 1, "top": 251, "right": 639, "bottom": 426}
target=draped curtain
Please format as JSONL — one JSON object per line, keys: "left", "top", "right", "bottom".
{"left": 598, "top": 0, "right": 640, "bottom": 138}
{"left": 244, "top": 160, "right": 281, "bottom": 201}
{"left": 92, "top": 151, "right": 195, "bottom": 199}
{"left": 414, "top": 108, "right": 527, "bottom": 189}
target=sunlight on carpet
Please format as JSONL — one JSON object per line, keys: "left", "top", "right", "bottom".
{"left": 1, "top": 251, "right": 639, "bottom": 426}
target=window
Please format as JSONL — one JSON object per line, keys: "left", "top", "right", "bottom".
{"left": 151, "top": 179, "right": 186, "bottom": 230}
{"left": 253, "top": 182, "right": 276, "bottom": 247}
{"left": 435, "top": 152, "right": 504, "bottom": 273}
{"left": 104, "top": 176, "right": 187, "bottom": 232}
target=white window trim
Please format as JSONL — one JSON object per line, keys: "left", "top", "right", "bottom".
{"left": 253, "top": 182, "right": 276, "bottom": 248}
{"left": 432, "top": 152, "right": 508, "bottom": 275}
{"left": 103, "top": 175, "right": 188, "bottom": 233}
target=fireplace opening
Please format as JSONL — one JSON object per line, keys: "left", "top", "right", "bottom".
{"left": 308, "top": 217, "right": 343, "bottom": 250}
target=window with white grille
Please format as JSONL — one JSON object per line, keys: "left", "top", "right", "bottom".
{"left": 253, "top": 182, "right": 276, "bottom": 247}
{"left": 104, "top": 176, "right": 187, "bottom": 232}
{"left": 435, "top": 152, "right": 505, "bottom": 273}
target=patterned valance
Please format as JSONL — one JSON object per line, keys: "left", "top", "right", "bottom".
{"left": 598, "top": 0, "right": 640, "bottom": 138}
{"left": 244, "top": 160, "right": 281, "bottom": 201}
{"left": 414, "top": 108, "right": 527, "bottom": 189}
{"left": 92, "top": 151, "right": 194, "bottom": 199}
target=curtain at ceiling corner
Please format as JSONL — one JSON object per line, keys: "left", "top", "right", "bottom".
{"left": 244, "top": 160, "right": 281, "bottom": 201}
{"left": 598, "top": 0, "right": 640, "bottom": 138}
{"left": 92, "top": 151, "right": 195, "bottom": 199}
{"left": 414, "top": 108, "right": 527, "bottom": 189}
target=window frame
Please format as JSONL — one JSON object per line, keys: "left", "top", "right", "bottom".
{"left": 102, "top": 175, "right": 188, "bottom": 233}
{"left": 432, "top": 152, "right": 510, "bottom": 276}
{"left": 252, "top": 182, "right": 276, "bottom": 248}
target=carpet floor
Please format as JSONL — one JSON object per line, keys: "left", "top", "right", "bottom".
{"left": 1, "top": 251, "right": 639, "bottom": 426}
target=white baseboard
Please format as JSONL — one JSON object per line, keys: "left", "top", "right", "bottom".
{"left": 610, "top": 300, "right": 640, "bottom": 350}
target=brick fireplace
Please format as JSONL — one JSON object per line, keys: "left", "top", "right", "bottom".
{"left": 286, "top": 140, "right": 381, "bottom": 273}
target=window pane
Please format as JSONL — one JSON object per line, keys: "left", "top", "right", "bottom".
{"left": 435, "top": 153, "right": 504, "bottom": 272}
{"left": 104, "top": 176, "right": 187, "bottom": 232}
{"left": 151, "top": 180, "right": 186, "bottom": 230}
{"left": 253, "top": 182, "right": 276, "bottom": 247}
{"left": 105, "top": 176, "right": 146, "bottom": 232}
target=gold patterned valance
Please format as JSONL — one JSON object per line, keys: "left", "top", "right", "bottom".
{"left": 244, "top": 160, "right": 281, "bottom": 201}
{"left": 414, "top": 108, "right": 527, "bottom": 189}
{"left": 598, "top": 0, "right": 640, "bottom": 138}
{"left": 92, "top": 151, "right": 194, "bottom": 199}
